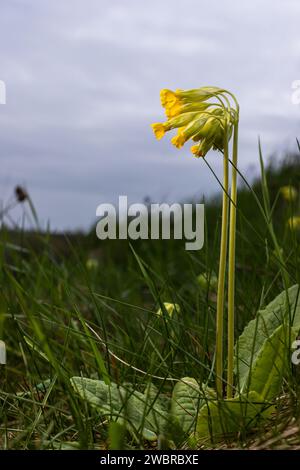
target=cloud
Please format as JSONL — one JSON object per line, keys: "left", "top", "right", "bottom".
{"left": 0, "top": 0, "right": 299, "bottom": 229}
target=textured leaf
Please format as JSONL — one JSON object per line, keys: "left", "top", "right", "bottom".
{"left": 248, "top": 325, "right": 298, "bottom": 400}
{"left": 142, "top": 383, "right": 170, "bottom": 434}
{"left": 49, "top": 441, "right": 82, "bottom": 450}
{"left": 196, "top": 391, "right": 272, "bottom": 441}
{"left": 71, "top": 377, "right": 169, "bottom": 441}
{"left": 235, "top": 284, "right": 300, "bottom": 391}
{"left": 171, "top": 377, "right": 215, "bottom": 434}
{"left": 71, "top": 377, "right": 121, "bottom": 416}
{"left": 122, "top": 389, "right": 158, "bottom": 440}
{"left": 171, "top": 378, "right": 200, "bottom": 434}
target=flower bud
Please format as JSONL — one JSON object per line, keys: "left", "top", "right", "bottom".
{"left": 156, "top": 302, "right": 180, "bottom": 318}
{"left": 287, "top": 216, "right": 300, "bottom": 230}
{"left": 280, "top": 185, "right": 297, "bottom": 202}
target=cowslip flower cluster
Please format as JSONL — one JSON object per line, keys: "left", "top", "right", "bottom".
{"left": 151, "top": 85, "right": 240, "bottom": 398}
{"left": 151, "top": 87, "right": 236, "bottom": 157}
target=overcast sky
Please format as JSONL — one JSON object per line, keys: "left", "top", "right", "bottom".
{"left": 0, "top": 0, "right": 300, "bottom": 230}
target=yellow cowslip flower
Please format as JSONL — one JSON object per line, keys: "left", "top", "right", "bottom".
{"left": 171, "top": 115, "right": 214, "bottom": 151}
{"left": 151, "top": 85, "right": 240, "bottom": 398}
{"left": 165, "top": 101, "right": 182, "bottom": 118}
{"left": 151, "top": 123, "right": 166, "bottom": 140}
{"left": 280, "top": 185, "right": 297, "bottom": 202}
{"left": 287, "top": 216, "right": 300, "bottom": 230}
{"left": 156, "top": 302, "right": 180, "bottom": 318}
{"left": 151, "top": 86, "right": 237, "bottom": 157}
{"left": 199, "top": 138, "right": 214, "bottom": 156}
{"left": 160, "top": 87, "right": 221, "bottom": 113}
{"left": 160, "top": 86, "right": 223, "bottom": 108}
{"left": 161, "top": 86, "right": 222, "bottom": 117}
{"left": 190, "top": 144, "right": 203, "bottom": 157}
{"left": 86, "top": 258, "right": 99, "bottom": 270}
{"left": 166, "top": 101, "right": 212, "bottom": 119}
{"left": 151, "top": 112, "right": 201, "bottom": 141}
{"left": 171, "top": 131, "right": 186, "bottom": 149}
{"left": 160, "top": 89, "right": 179, "bottom": 108}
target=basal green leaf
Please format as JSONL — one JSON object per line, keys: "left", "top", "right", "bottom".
{"left": 247, "top": 325, "right": 298, "bottom": 400}
{"left": 171, "top": 377, "right": 216, "bottom": 434}
{"left": 235, "top": 284, "right": 300, "bottom": 391}
{"left": 171, "top": 378, "right": 200, "bottom": 434}
{"left": 70, "top": 377, "right": 169, "bottom": 441}
{"left": 71, "top": 377, "right": 121, "bottom": 415}
{"left": 195, "top": 390, "right": 271, "bottom": 441}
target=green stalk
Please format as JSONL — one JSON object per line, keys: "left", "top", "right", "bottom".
{"left": 216, "top": 126, "right": 229, "bottom": 397}
{"left": 227, "top": 120, "right": 239, "bottom": 398}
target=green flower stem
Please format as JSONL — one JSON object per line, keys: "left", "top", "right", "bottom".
{"left": 227, "top": 120, "right": 239, "bottom": 398}
{"left": 216, "top": 127, "right": 230, "bottom": 397}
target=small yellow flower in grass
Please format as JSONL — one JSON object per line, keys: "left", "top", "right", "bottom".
{"left": 197, "top": 272, "right": 218, "bottom": 291}
{"left": 86, "top": 258, "right": 99, "bottom": 270}
{"left": 151, "top": 123, "right": 165, "bottom": 140}
{"left": 156, "top": 302, "right": 180, "bottom": 318}
{"left": 280, "top": 185, "right": 297, "bottom": 202}
{"left": 287, "top": 216, "right": 300, "bottom": 230}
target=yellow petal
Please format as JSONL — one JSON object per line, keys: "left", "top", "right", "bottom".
{"left": 165, "top": 102, "right": 182, "bottom": 118}
{"left": 190, "top": 145, "right": 199, "bottom": 154}
{"left": 156, "top": 302, "right": 180, "bottom": 318}
{"left": 160, "top": 89, "right": 178, "bottom": 108}
{"left": 171, "top": 132, "right": 186, "bottom": 149}
{"left": 151, "top": 123, "right": 165, "bottom": 140}
{"left": 190, "top": 144, "right": 204, "bottom": 157}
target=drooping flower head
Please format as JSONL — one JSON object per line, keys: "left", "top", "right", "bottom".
{"left": 151, "top": 86, "right": 237, "bottom": 157}
{"left": 151, "top": 85, "right": 240, "bottom": 399}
